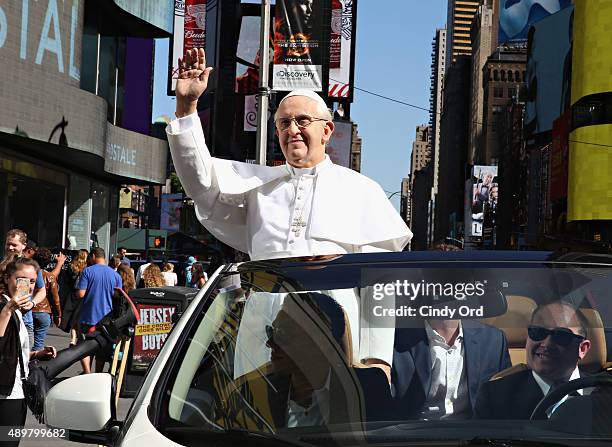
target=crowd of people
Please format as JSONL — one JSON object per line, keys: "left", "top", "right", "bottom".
{"left": 0, "top": 229, "right": 209, "bottom": 372}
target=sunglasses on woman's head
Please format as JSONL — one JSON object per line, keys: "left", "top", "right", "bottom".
{"left": 527, "top": 325, "right": 585, "bottom": 346}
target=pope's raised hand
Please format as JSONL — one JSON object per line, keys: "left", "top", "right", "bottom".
{"left": 176, "top": 48, "right": 213, "bottom": 115}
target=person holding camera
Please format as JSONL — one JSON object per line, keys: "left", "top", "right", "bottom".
{"left": 0, "top": 257, "right": 56, "bottom": 445}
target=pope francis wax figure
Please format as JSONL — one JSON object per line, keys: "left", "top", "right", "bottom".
{"left": 166, "top": 48, "right": 413, "bottom": 379}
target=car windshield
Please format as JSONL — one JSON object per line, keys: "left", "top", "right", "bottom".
{"left": 155, "top": 253, "right": 612, "bottom": 446}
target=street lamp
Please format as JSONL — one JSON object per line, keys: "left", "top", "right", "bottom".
{"left": 387, "top": 191, "right": 402, "bottom": 200}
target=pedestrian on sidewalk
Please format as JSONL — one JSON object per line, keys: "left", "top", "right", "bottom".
{"left": 31, "top": 248, "right": 62, "bottom": 351}
{"left": 161, "top": 263, "right": 178, "bottom": 286}
{"left": 117, "top": 263, "right": 136, "bottom": 294}
{"left": 143, "top": 264, "right": 165, "bottom": 288}
{"left": 76, "top": 247, "right": 122, "bottom": 374}
{"left": 60, "top": 249, "right": 89, "bottom": 347}
{"left": 0, "top": 257, "right": 57, "bottom": 445}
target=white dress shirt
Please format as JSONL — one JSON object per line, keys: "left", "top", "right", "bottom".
{"left": 420, "top": 321, "right": 470, "bottom": 420}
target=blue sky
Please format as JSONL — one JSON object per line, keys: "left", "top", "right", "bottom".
{"left": 152, "top": 1, "right": 448, "bottom": 209}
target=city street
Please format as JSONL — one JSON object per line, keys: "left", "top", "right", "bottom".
{"left": 0, "top": 0, "right": 611, "bottom": 445}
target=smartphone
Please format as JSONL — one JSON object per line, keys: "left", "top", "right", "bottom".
{"left": 15, "top": 277, "right": 31, "bottom": 299}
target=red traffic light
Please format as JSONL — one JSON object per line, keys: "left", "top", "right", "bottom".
{"left": 153, "top": 236, "right": 165, "bottom": 248}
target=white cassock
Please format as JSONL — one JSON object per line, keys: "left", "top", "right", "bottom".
{"left": 166, "top": 113, "right": 412, "bottom": 374}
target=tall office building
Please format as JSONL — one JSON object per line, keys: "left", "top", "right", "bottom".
{"left": 410, "top": 125, "right": 432, "bottom": 185}
{"left": 446, "top": 0, "right": 481, "bottom": 67}
{"left": 429, "top": 28, "right": 447, "bottom": 197}
{"left": 428, "top": 28, "right": 447, "bottom": 245}
{"left": 409, "top": 125, "right": 432, "bottom": 250}
{"left": 468, "top": 1, "right": 495, "bottom": 164}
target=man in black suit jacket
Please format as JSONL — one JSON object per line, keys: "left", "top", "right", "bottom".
{"left": 392, "top": 319, "right": 511, "bottom": 420}
{"left": 474, "top": 301, "right": 592, "bottom": 419}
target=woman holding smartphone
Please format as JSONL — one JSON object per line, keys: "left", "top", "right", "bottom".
{"left": 0, "top": 257, "right": 56, "bottom": 446}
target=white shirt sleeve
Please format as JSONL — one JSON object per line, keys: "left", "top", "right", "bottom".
{"left": 166, "top": 113, "right": 250, "bottom": 253}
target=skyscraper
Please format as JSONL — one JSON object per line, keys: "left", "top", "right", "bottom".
{"left": 429, "top": 28, "right": 447, "bottom": 246}
{"left": 446, "top": 0, "right": 481, "bottom": 67}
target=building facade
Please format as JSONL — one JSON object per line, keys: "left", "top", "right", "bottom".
{"left": 446, "top": 0, "right": 481, "bottom": 68}
{"left": 435, "top": 56, "right": 471, "bottom": 243}
{"left": 410, "top": 125, "right": 432, "bottom": 183}
{"left": 0, "top": 0, "right": 170, "bottom": 254}
{"left": 480, "top": 48, "right": 527, "bottom": 164}
{"left": 408, "top": 125, "right": 432, "bottom": 250}
{"left": 427, "top": 28, "right": 447, "bottom": 246}
{"left": 468, "top": 1, "right": 496, "bottom": 164}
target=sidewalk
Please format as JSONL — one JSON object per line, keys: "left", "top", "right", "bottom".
{"left": 20, "top": 326, "right": 133, "bottom": 447}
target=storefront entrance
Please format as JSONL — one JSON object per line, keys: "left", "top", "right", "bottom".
{"left": 0, "top": 157, "right": 67, "bottom": 250}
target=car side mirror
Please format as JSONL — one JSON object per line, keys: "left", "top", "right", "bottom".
{"left": 45, "top": 373, "right": 121, "bottom": 444}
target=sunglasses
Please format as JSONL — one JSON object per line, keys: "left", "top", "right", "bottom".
{"left": 527, "top": 325, "right": 585, "bottom": 346}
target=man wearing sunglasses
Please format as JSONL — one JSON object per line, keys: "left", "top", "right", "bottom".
{"left": 474, "top": 301, "right": 591, "bottom": 419}
{"left": 167, "top": 48, "right": 412, "bottom": 378}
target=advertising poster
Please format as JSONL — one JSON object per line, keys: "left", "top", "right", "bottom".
{"left": 524, "top": 6, "right": 573, "bottom": 136}
{"left": 550, "top": 111, "right": 570, "bottom": 201}
{"left": 273, "top": 0, "right": 326, "bottom": 91}
{"left": 132, "top": 303, "right": 177, "bottom": 370}
{"left": 328, "top": 0, "right": 355, "bottom": 99}
{"left": 161, "top": 193, "right": 183, "bottom": 232}
{"left": 169, "top": 0, "right": 207, "bottom": 95}
{"left": 567, "top": 0, "right": 612, "bottom": 221}
{"left": 326, "top": 121, "right": 352, "bottom": 168}
{"left": 471, "top": 165, "right": 499, "bottom": 237}
{"left": 498, "top": 0, "right": 571, "bottom": 46}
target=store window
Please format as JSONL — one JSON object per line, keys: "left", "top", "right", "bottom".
{"left": 0, "top": 156, "right": 67, "bottom": 252}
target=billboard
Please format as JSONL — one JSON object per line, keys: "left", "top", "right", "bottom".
{"left": 523, "top": 6, "right": 573, "bottom": 136}
{"left": 161, "top": 193, "right": 183, "bottom": 232}
{"left": 550, "top": 111, "right": 570, "bottom": 201}
{"left": 273, "top": 0, "right": 326, "bottom": 91}
{"left": 168, "top": 0, "right": 207, "bottom": 94}
{"left": 498, "top": 0, "right": 572, "bottom": 45}
{"left": 567, "top": 0, "right": 612, "bottom": 221}
{"left": 326, "top": 121, "right": 352, "bottom": 168}
{"left": 470, "top": 165, "right": 499, "bottom": 237}
{"left": 328, "top": 0, "right": 355, "bottom": 99}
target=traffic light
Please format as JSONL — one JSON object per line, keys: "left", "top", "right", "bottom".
{"left": 153, "top": 236, "right": 165, "bottom": 249}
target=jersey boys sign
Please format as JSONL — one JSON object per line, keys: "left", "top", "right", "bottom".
{"left": 132, "top": 303, "right": 176, "bottom": 370}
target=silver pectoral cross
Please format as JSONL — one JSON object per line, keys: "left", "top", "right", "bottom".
{"left": 291, "top": 217, "right": 307, "bottom": 237}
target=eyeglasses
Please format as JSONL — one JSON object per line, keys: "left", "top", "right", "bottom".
{"left": 275, "top": 115, "right": 328, "bottom": 132}
{"left": 527, "top": 325, "right": 585, "bottom": 346}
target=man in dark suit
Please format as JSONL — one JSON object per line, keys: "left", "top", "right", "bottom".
{"left": 474, "top": 301, "right": 591, "bottom": 419}
{"left": 392, "top": 319, "right": 511, "bottom": 420}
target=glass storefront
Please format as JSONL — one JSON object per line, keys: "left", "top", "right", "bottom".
{"left": 0, "top": 156, "right": 67, "bottom": 251}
